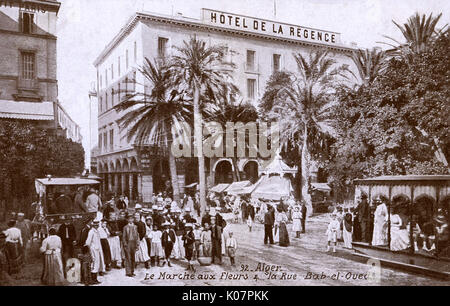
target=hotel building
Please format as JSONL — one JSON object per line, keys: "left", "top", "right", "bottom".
{"left": 93, "top": 8, "right": 357, "bottom": 202}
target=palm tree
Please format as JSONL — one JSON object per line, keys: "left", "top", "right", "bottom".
{"left": 170, "top": 36, "right": 236, "bottom": 215}
{"left": 207, "top": 98, "right": 259, "bottom": 181}
{"left": 114, "top": 58, "right": 192, "bottom": 204}
{"left": 348, "top": 47, "right": 387, "bottom": 86}
{"left": 383, "top": 12, "right": 446, "bottom": 62}
{"left": 264, "top": 50, "right": 348, "bottom": 215}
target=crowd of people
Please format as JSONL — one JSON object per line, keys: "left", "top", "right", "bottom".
{"left": 0, "top": 189, "right": 244, "bottom": 285}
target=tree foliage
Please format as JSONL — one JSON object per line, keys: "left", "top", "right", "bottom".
{"left": 0, "top": 120, "right": 85, "bottom": 200}
{"left": 324, "top": 30, "right": 450, "bottom": 200}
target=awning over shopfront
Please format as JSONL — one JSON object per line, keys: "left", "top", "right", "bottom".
{"left": 209, "top": 183, "right": 230, "bottom": 193}
{"left": 311, "top": 183, "right": 331, "bottom": 192}
{"left": 0, "top": 100, "right": 54, "bottom": 120}
{"left": 224, "top": 180, "right": 251, "bottom": 195}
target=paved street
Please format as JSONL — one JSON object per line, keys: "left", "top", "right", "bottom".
{"left": 95, "top": 214, "right": 449, "bottom": 286}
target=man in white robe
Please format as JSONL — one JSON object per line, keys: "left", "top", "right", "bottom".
{"left": 85, "top": 220, "right": 105, "bottom": 284}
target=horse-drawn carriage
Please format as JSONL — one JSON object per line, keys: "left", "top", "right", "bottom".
{"left": 32, "top": 177, "right": 100, "bottom": 240}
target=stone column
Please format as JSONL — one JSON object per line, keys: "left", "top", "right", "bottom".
{"left": 141, "top": 173, "right": 153, "bottom": 203}
{"left": 108, "top": 173, "right": 113, "bottom": 193}
{"left": 121, "top": 173, "right": 126, "bottom": 196}
{"left": 114, "top": 173, "right": 119, "bottom": 195}
{"left": 129, "top": 173, "right": 134, "bottom": 201}
{"left": 137, "top": 173, "right": 143, "bottom": 202}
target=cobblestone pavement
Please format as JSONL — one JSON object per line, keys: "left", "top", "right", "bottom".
{"left": 95, "top": 214, "right": 449, "bottom": 286}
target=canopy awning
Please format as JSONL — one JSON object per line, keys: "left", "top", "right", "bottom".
{"left": 311, "top": 183, "right": 331, "bottom": 192}
{"left": 209, "top": 183, "right": 230, "bottom": 193}
{"left": 184, "top": 182, "right": 198, "bottom": 188}
{"left": 251, "top": 175, "right": 293, "bottom": 201}
{"left": 260, "top": 150, "right": 297, "bottom": 175}
{"left": 35, "top": 178, "right": 100, "bottom": 186}
{"left": 224, "top": 180, "right": 251, "bottom": 195}
{"left": 233, "top": 177, "right": 264, "bottom": 195}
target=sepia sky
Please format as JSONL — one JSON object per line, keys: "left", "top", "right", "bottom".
{"left": 55, "top": 0, "right": 449, "bottom": 168}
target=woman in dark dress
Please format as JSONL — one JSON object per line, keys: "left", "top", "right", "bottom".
{"left": 277, "top": 208, "right": 290, "bottom": 247}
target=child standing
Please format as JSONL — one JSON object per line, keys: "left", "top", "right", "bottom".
{"left": 193, "top": 223, "right": 202, "bottom": 259}
{"left": 200, "top": 223, "right": 212, "bottom": 257}
{"left": 182, "top": 223, "right": 196, "bottom": 272}
{"left": 326, "top": 213, "right": 340, "bottom": 253}
{"left": 149, "top": 226, "right": 163, "bottom": 267}
{"left": 247, "top": 215, "right": 253, "bottom": 232}
{"left": 225, "top": 231, "right": 237, "bottom": 266}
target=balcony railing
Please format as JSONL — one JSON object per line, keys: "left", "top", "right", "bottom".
{"left": 17, "top": 78, "right": 39, "bottom": 91}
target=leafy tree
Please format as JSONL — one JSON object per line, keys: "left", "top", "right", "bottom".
{"left": 326, "top": 30, "right": 449, "bottom": 201}
{"left": 0, "top": 119, "right": 85, "bottom": 205}
{"left": 115, "top": 58, "right": 192, "bottom": 203}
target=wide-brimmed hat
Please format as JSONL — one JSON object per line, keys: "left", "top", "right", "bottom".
{"left": 185, "top": 223, "right": 193, "bottom": 228}
{"left": 135, "top": 204, "right": 142, "bottom": 209}
{"left": 152, "top": 205, "right": 158, "bottom": 210}
{"left": 162, "top": 221, "right": 170, "bottom": 226}
{"left": 209, "top": 208, "right": 217, "bottom": 216}
{"left": 184, "top": 207, "right": 191, "bottom": 212}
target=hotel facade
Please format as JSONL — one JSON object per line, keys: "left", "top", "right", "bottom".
{"left": 93, "top": 8, "right": 357, "bottom": 203}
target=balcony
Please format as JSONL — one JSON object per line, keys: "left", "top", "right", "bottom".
{"left": 13, "top": 78, "right": 42, "bottom": 102}
{"left": 17, "top": 78, "right": 39, "bottom": 91}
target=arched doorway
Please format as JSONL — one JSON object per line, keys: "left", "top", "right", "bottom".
{"left": 243, "top": 160, "right": 259, "bottom": 183}
{"left": 152, "top": 159, "right": 170, "bottom": 195}
{"left": 214, "top": 160, "right": 233, "bottom": 184}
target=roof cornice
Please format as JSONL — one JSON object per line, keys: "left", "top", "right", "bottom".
{"left": 94, "top": 11, "right": 356, "bottom": 67}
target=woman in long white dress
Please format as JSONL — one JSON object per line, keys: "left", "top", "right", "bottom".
{"left": 390, "top": 214, "right": 410, "bottom": 251}
{"left": 40, "top": 228, "right": 65, "bottom": 285}
{"left": 372, "top": 200, "right": 388, "bottom": 246}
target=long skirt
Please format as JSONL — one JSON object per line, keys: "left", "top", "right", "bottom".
{"left": 343, "top": 227, "right": 353, "bottom": 249}
{"left": 107, "top": 236, "right": 122, "bottom": 264}
{"left": 100, "top": 239, "right": 111, "bottom": 266}
{"left": 292, "top": 219, "right": 302, "bottom": 232}
{"left": 390, "top": 228, "right": 410, "bottom": 251}
{"left": 90, "top": 248, "right": 105, "bottom": 273}
{"left": 273, "top": 225, "right": 279, "bottom": 243}
{"left": 150, "top": 241, "right": 164, "bottom": 258}
{"left": 372, "top": 222, "right": 388, "bottom": 246}
{"left": 135, "top": 239, "right": 150, "bottom": 263}
{"left": 5, "top": 242, "right": 23, "bottom": 274}
{"left": 41, "top": 252, "right": 65, "bottom": 286}
{"left": 279, "top": 223, "right": 290, "bottom": 247}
